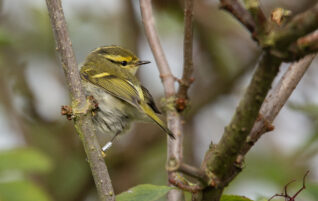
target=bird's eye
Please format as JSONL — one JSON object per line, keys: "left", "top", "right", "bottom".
{"left": 121, "top": 61, "right": 127, "bottom": 66}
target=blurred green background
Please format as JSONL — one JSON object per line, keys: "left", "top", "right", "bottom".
{"left": 0, "top": 0, "right": 318, "bottom": 201}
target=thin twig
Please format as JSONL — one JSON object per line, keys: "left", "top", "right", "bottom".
{"left": 241, "top": 54, "right": 316, "bottom": 155}
{"left": 288, "top": 29, "right": 318, "bottom": 58}
{"left": 176, "top": 0, "right": 194, "bottom": 112}
{"left": 45, "top": 1, "right": 115, "bottom": 201}
{"left": 168, "top": 172, "right": 204, "bottom": 193}
{"left": 140, "top": 0, "right": 175, "bottom": 97}
{"left": 139, "top": 0, "right": 184, "bottom": 200}
{"left": 297, "top": 29, "right": 318, "bottom": 47}
{"left": 179, "top": 163, "right": 207, "bottom": 182}
{"left": 219, "top": 0, "right": 256, "bottom": 33}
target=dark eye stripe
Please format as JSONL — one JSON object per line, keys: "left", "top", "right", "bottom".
{"left": 107, "top": 59, "right": 128, "bottom": 67}
{"left": 108, "top": 59, "right": 116, "bottom": 64}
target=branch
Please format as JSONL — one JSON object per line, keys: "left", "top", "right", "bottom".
{"left": 176, "top": 0, "right": 195, "bottom": 112}
{"left": 242, "top": 0, "right": 266, "bottom": 32}
{"left": 140, "top": 0, "right": 175, "bottom": 97}
{"left": 139, "top": 0, "right": 184, "bottom": 200}
{"left": 264, "top": 3, "right": 318, "bottom": 59}
{"left": 287, "top": 29, "right": 318, "bottom": 59}
{"left": 45, "top": 1, "right": 115, "bottom": 201}
{"left": 202, "top": 53, "right": 281, "bottom": 200}
{"left": 178, "top": 163, "right": 207, "bottom": 182}
{"left": 297, "top": 29, "right": 318, "bottom": 48}
{"left": 241, "top": 54, "right": 316, "bottom": 155}
{"left": 168, "top": 172, "right": 204, "bottom": 193}
{"left": 219, "top": 0, "right": 256, "bottom": 33}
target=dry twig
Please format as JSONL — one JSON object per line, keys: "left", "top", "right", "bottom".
{"left": 140, "top": 0, "right": 184, "bottom": 200}
{"left": 176, "top": 0, "right": 195, "bottom": 112}
{"left": 219, "top": 0, "right": 256, "bottom": 33}
{"left": 45, "top": 0, "right": 114, "bottom": 200}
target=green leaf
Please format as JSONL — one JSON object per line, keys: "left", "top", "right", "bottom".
{"left": 0, "top": 180, "right": 53, "bottom": 201}
{"left": 0, "top": 147, "right": 53, "bottom": 173}
{"left": 116, "top": 184, "right": 173, "bottom": 201}
{"left": 221, "top": 194, "right": 253, "bottom": 201}
{"left": 255, "top": 199, "right": 267, "bottom": 201}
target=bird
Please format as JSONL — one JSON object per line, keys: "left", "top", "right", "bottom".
{"left": 79, "top": 45, "right": 175, "bottom": 152}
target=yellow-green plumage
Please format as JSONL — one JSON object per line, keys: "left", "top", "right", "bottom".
{"left": 80, "top": 46, "right": 175, "bottom": 145}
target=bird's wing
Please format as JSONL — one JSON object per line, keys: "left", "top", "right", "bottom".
{"left": 80, "top": 67, "right": 143, "bottom": 107}
{"left": 80, "top": 66, "right": 175, "bottom": 139}
{"left": 141, "top": 85, "right": 161, "bottom": 114}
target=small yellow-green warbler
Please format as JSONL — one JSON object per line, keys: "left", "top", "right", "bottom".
{"left": 80, "top": 46, "right": 175, "bottom": 152}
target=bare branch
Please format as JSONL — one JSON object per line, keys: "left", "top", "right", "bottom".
{"left": 45, "top": 1, "right": 115, "bottom": 200}
{"left": 168, "top": 172, "right": 204, "bottom": 193}
{"left": 287, "top": 29, "right": 318, "bottom": 58}
{"left": 140, "top": 0, "right": 175, "bottom": 97}
{"left": 179, "top": 163, "right": 206, "bottom": 182}
{"left": 264, "top": 3, "right": 318, "bottom": 59}
{"left": 241, "top": 54, "right": 316, "bottom": 155}
{"left": 242, "top": 0, "right": 266, "bottom": 31}
{"left": 176, "top": 0, "right": 194, "bottom": 112}
{"left": 297, "top": 29, "right": 318, "bottom": 48}
{"left": 220, "top": 0, "right": 256, "bottom": 33}
{"left": 202, "top": 53, "right": 281, "bottom": 200}
{"left": 139, "top": 0, "right": 184, "bottom": 200}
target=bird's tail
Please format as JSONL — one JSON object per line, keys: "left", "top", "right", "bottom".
{"left": 141, "top": 102, "right": 175, "bottom": 139}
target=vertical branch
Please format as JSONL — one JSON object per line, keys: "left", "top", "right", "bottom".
{"left": 139, "top": 0, "right": 184, "bottom": 200}
{"left": 201, "top": 54, "right": 281, "bottom": 201}
{"left": 140, "top": 0, "right": 175, "bottom": 97}
{"left": 176, "top": 0, "right": 195, "bottom": 112}
{"left": 45, "top": 1, "right": 115, "bottom": 201}
{"left": 203, "top": 54, "right": 281, "bottom": 182}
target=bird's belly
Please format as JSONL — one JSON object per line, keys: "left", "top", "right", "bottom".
{"left": 83, "top": 82, "right": 146, "bottom": 138}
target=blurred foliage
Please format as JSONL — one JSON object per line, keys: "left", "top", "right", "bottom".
{"left": 220, "top": 195, "right": 252, "bottom": 201}
{"left": 116, "top": 184, "right": 173, "bottom": 201}
{"left": 0, "top": 0, "right": 317, "bottom": 201}
{"left": 0, "top": 180, "right": 52, "bottom": 201}
{"left": 0, "top": 147, "right": 52, "bottom": 173}
{"left": 0, "top": 148, "right": 53, "bottom": 201}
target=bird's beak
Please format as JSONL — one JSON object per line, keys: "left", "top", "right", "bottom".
{"left": 136, "top": 60, "right": 151, "bottom": 66}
